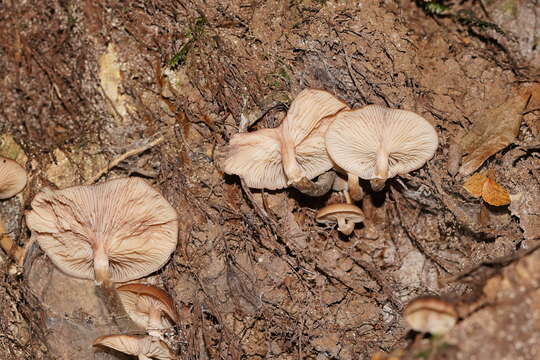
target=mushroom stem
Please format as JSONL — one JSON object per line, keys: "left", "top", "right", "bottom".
{"left": 370, "top": 179, "right": 386, "bottom": 192}
{"left": 337, "top": 217, "right": 354, "bottom": 236}
{"left": 281, "top": 140, "right": 304, "bottom": 184}
{"left": 343, "top": 191, "right": 352, "bottom": 204}
{"left": 374, "top": 148, "right": 389, "bottom": 179}
{"left": 347, "top": 174, "right": 364, "bottom": 202}
{"left": 0, "top": 216, "right": 23, "bottom": 261}
{"left": 148, "top": 307, "right": 164, "bottom": 338}
{"left": 93, "top": 243, "right": 110, "bottom": 287}
{"left": 292, "top": 171, "right": 335, "bottom": 196}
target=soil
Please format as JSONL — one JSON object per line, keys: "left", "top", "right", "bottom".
{"left": 0, "top": 1, "right": 539, "bottom": 359}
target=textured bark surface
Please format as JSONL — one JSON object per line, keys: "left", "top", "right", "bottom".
{"left": 0, "top": 1, "right": 539, "bottom": 359}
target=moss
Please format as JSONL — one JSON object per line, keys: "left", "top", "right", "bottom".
{"left": 168, "top": 17, "right": 207, "bottom": 69}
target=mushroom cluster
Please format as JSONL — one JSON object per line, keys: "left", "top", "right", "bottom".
{"left": 0, "top": 88, "right": 440, "bottom": 359}
{"left": 22, "top": 177, "right": 180, "bottom": 359}
{"left": 218, "top": 89, "right": 438, "bottom": 235}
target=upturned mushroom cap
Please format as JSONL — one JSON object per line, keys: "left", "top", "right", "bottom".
{"left": 326, "top": 105, "right": 438, "bottom": 181}
{"left": 216, "top": 89, "right": 348, "bottom": 190}
{"left": 216, "top": 128, "right": 286, "bottom": 189}
{"left": 404, "top": 296, "right": 458, "bottom": 334}
{"left": 280, "top": 89, "right": 349, "bottom": 184}
{"left": 118, "top": 284, "right": 179, "bottom": 335}
{"left": 26, "top": 177, "right": 178, "bottom": 285}
{"left": 0, "top": 156, "right": 27, "bottom": 199}
{"left": 315, "top": 203, "right": 365, "bottom": 235}
{"left": 94, "top": 334, "right": 174, "bottom": 360}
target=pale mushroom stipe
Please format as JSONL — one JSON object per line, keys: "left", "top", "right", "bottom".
{"left": 216, "top": 89, "right": 348, "bottom": 195}
{"left": 326, "top": 105, "right": 438, "bottom": 191}
{"left": 25, "top": 177, "right": 178, "bottom": 286}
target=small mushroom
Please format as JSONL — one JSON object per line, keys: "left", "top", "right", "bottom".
{"left": 25, "top": 177, "right": 178, "bottom": 286}
{"left": 326, "top": 105, "right": 438, "bottom": 191}
{"left": 315, "top": 203, "right": 365, "bottom": 235}
{"left": 216, "top": 89, "right": 347, "bottom": 195}
{"left": 94, "top": 334, "right": 174, "bottom": 360}
{"left": 0, "top": 155, "right": 27, "bottom": 199}
{"left": 404, "top": 296, "right": 458, "bottom": 335}
{"left": 118, "top": 284, "right": 179, "bottom": 338}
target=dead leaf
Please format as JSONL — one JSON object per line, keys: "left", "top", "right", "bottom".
{"left": 463, "top": 172, "right": 486, "bottom": 198}
{"left": 463, "top": 172, "right": 511, "bottom": 206}
{"left": 459, "top": 86, "right": 531, "bottom": 176}
{"left": 482, "top": 177, "right": 511, "bottom": 206}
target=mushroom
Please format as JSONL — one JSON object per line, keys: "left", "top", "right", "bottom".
{"left": 0, "top": 155, "right": 27, "bottom": 199}
{"left": 216, "top": 89, "right": 348, "bottom": 196}
{"left": 0, "top": 155, "right": 27, "bottom": 261}
{"left": 25, "top": 177, "right": 178, "bottom": 287}
{"left": 326, "top": 105, "right": 438, "bottom": 191}
{"left": 315, "top": 203, "right": 365, "bottom": 235}
{"left": 404, "top": 296, "right": 458, "bottom": 335}
{"left": 118, "top": 284, "right": 179, "bottom": 338}
{"left": 94, "top": 334, "right": 174, "bottom": 360}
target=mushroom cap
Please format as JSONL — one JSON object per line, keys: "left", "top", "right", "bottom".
{"left": 280, "top": 89, "right": 349, "bottom": 146}
{"left": 94, "top": 334, "right": 174, "bottom": 359}
{"left": 280, "top": 89, "right": 349, "bottom": 183}
{"left": 216, "top": 128, "right": 286, "bottom": 189}
{"left": 117, "top": 283, "right": 179, "bottom": 330}
{"left": 315, "top": 203, "right": 365, "bottom": 224}
{"left": 0, "top": 156, "right": 27, "bottom": 199}
{"left": 404, "top": 296, "right": 458, "bottom": 334}
{"left": 215, "top": 89, "right": 348, "bottom": 190}
{"left": 26, "top": 177, "right": 178, "bottom": 283}
{"left": 326, "top": 105, "right": 438, "bottom": 180}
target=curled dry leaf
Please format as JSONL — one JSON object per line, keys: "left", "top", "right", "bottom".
{"left": 463, "top": 172, "right": 510, "bottom": 206}
{"left": 459, "top": 86, "right": 531, "bottom": 176}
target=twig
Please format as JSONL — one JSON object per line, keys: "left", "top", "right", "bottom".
{"left": 443, "top": 240, "right": 540, "bottom": 283}
{"left": 86, "top": 136, "right": 164, "bottom": 184}
{"left": 390, "top": 187, "right": 450, "bottom": 273}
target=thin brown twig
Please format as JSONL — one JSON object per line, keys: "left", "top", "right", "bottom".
{"left": 86, "top": 136, "right": 164, "bottom": 184}
{"left": 443, "top": 239, "right": 540, "bottom": 283}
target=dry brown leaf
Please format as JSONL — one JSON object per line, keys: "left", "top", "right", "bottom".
{"left": 459, "top": 86, "right": 531, "bottom": 176}
{"left": 462, "top": 172, "right": 487, "bottom": 198}
{"left": 482, "top": 177, "right": 511, "bottom": 206}
{"left": 463, "top": 172, "right": 511, "bottom": 206}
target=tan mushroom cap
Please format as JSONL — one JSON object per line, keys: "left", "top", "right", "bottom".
{"left": 0, "top": 156, "right": 27, "bottom": 199}
{"left": 280, "top": 89, "right": 349, "bottom": 184}
{"left": 216, "top": 89, "right": 348, "bottom": 190}
{"left": 118, "top": 284, "right": 179, "bottom": 335}
{"left": 326, "top": 105, "right": 438, "bottom": 181}
{"left": 216, "top": 128, "right": 285, "bottom": 189}
{"left": 404, "top": 296, "right": 458, "bottom": 334}
{"left": 315, "top": 203, "right": 365, "bottom": 235}
{"left": 26, "top": 177, "right": 178, "bottom": 285}
{"left": 94, "top": 334, "right": 174, "bottom": 360}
